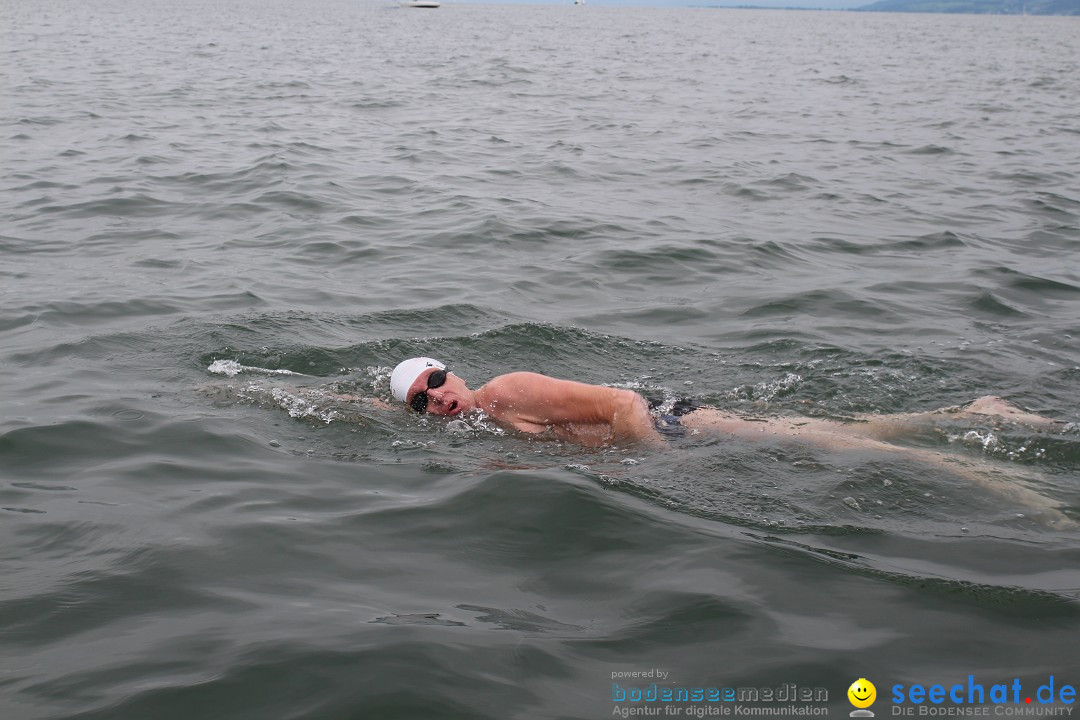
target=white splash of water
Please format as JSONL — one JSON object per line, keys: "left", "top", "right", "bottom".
{"left": 268, "top": 387, "right": 340, "bottom": 424}
{"left": 445, "top": 411, "right": 506, "bottom": 437}
{"left": 207, "top": 359, "right": 305, "bottom": 378}
{"left": 946, "top": 429, "right": 1053, "bottom": 461}
{"left": 948, "top": 429, "right": 999, "bottom": 451}
{"left": 367, "top": 365, "right": 392, "bottom": 393}
{"left": 606, "top": 379, "right": 679, "bottom": 414}
{"left": 728, "top": 372, "right": 803, "bottom": 403}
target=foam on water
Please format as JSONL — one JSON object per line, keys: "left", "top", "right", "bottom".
{"left": 266, "top": 386, "right": 342, "bottom": 425}
{"left": 207, "top": 359, "right": 307, "bottom": 378}
{"left": 948, "top": 429, "right": 1053, "bottom": 462}
{"left": 727, "top": 371, "right": 804, "bottom": 404}
{"left": 444, "top": 412, "right": 507, "bottom": 438}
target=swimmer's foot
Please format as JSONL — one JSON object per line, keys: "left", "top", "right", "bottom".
{"left": 955, "top": 395, "right": 1062, "bottom": 429}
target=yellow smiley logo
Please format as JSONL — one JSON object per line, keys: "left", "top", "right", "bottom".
{"left": 848, "top": 678, "right": 877, "bottom": 709}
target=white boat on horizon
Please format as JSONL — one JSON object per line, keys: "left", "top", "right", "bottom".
{"left": 400, "top": 0, "right": 440, "bottom": 7}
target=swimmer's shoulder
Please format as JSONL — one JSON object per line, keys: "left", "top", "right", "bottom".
{"left": 482, "top": 371, "right": 555, "bottom": 396}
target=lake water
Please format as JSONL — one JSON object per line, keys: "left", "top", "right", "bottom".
{"left": 2, "top": 1, "right": 1080, "bottom": 718}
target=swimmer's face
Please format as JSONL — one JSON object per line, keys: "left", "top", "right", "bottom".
{"left": 406, "top": 368, "right": 467, "bottom": 416}
{"left": 406, "top": 368, "right": 447, "bottom": 413}
{"left": 848, "top": 679, "right": 876, "bottom": 709}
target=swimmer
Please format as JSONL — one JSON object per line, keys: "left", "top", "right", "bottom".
{"left": 385, "top": 357, "right": 1073, "bottom": 527}
{"left": 203, "top": 358, "right": 1072, "bottom": 525}
{"left": 387, "top": 357, "right": 1063, "bottom": 450}
{"left": 389, "top": 357, "right": 662, "bottom": 448}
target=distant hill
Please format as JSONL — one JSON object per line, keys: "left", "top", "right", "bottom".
{"left": 858, "top": 0, "right": 1079, "bottom": 13}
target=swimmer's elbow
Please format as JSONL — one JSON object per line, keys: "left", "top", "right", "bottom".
{"left": 612, "top": 392, "right": 655, "bottom": 442}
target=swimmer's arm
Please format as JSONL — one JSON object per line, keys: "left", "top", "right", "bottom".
{"left": 488, "top": 373, "right": 654, "bottom": 439}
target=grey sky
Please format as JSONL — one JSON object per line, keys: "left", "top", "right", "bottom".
{"left": 464, "top": 0, "right": 865, "bottom": 9}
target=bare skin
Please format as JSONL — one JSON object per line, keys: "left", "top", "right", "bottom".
{"left": 677, "top": 395, "right": 1063, "bottom": 448}
{"left": 404, "top": 368, "right": 1062, "bottom": 449}
{"left": 404, "top": 369, "right": 660, "bottom": 448}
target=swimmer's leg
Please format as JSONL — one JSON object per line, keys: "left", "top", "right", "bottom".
{"left": 899, "top": 446, "right": 1073, "bottom": 530}
{"left": 951, "top": 395, "right": 1060, "bottom": 427}
{"left": 835, "top": 396, "right": 1061, "bottom": 442}
{"left": 679, "top": 407, "right": 1072, "bottom": 529}
{"left": 676, "top": 407, "right": 759, "bottom": 437}
{"left": 679, "top": 408, "right": 869, "bottom": 443}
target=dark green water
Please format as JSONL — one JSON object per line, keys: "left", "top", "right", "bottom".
{"left": 2, "top": 0, "right": 1080, "bottom": 718}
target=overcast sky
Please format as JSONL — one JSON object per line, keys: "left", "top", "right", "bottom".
{"left": 465, "top": 0, "right": 865, "bottom": 9}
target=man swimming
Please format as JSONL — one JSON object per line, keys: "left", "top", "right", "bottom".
{"left": 389, "top": 356, "right": 1062, "bottom": 450}
{"left": 390, "top": 357, "right": 662, "bottom": 448}
{"left": 201, "top": 357, "right": 1072, "bottom": 525}
{"left": 387, "top": 357, "right": 1076, "bottom": 526}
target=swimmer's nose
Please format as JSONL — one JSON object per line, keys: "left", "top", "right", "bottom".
{"left": 426, "top": 387, "right": 447, "bottom": 407}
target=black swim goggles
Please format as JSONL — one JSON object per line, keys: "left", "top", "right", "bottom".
{"left": 408, "top": 368, "right": 448, "bottom": 413}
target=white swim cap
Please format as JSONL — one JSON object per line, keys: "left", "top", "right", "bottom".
{"left": 390, "top": 357, "right": 446, "bottom": 403}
